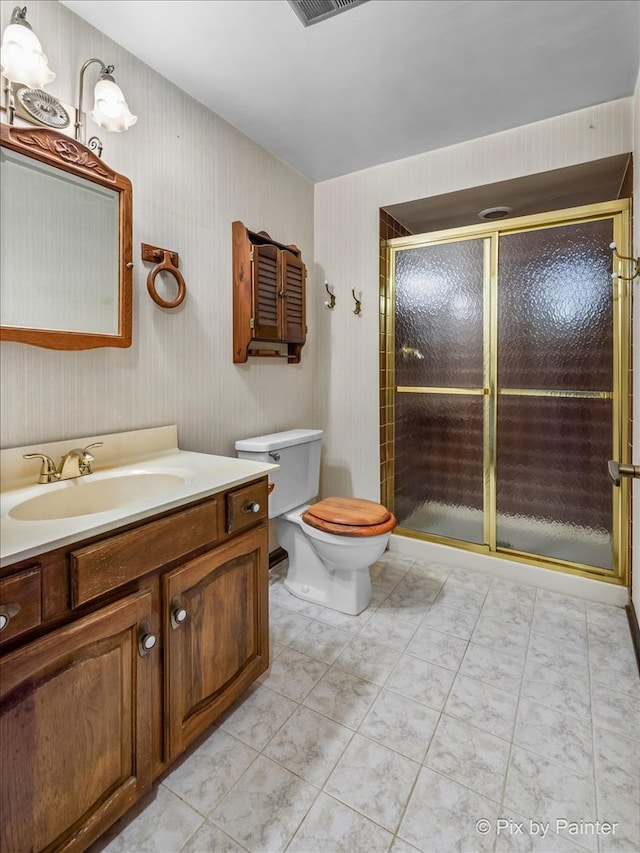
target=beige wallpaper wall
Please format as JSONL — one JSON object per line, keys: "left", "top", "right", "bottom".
{"left": 314, "top": 98, "right": 634, "bottom": 505}
{"left": 0, "top": 0, "right": 317, "bottom": 458}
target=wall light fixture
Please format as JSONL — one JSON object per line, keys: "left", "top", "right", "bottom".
{"left": 1, "top": 5, "right": 55, "bottom": 124}
{"left": 1, "top": 6, "right": 136, "bottom": 157}
{"left": 1, "top": 5, "right": 54, "bottom": 89}
{"left": 76, "top": 58, "right": 137, "bottom": 155}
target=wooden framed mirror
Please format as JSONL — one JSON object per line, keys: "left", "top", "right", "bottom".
{"left": 0, "top": 125, "right": 133, "bottom": 349}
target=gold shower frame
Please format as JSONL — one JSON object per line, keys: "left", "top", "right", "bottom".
{"left": 382, "top": 199, "right": 632, "bottom": 586}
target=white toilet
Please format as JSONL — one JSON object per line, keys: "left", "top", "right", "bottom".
{"left": 235, "top": 429, "right": 396, "bottom": 615}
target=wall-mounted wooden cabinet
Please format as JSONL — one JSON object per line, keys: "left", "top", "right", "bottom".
{"left": 232, "top": 221, "right": 306, "bottom": 363}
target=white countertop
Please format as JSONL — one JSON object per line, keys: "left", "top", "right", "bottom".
{"left": 1, "top": 426, "right": 277, "bottom": 567}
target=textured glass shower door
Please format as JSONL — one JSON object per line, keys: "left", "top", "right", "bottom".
{"left": 388, "top": 202, "right": 630, "bottom": 580}
{"left": 393, "top": 237, "right": 489, "bottom": 546}
{"left": 496, "top": 220, "right": 615, "bottom": 569}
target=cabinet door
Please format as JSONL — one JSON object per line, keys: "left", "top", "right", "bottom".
{"left": 164, "top": 525, "right": 268, "bottom": 760}
{"left": 251, "top": 243, "right": 280, "bottom": 340}
{"left": 0, "top": 590, "right": 154, "bottom": 853}
{"left": 280, "top": 251, "right": 306, "bottom": 343}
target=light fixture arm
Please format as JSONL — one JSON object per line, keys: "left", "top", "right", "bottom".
{"left": 9, "top": 6, "right": 30, "bottom": 29}
{"left": 2, "top": 75, "right": 15, "bottom": 125}
{"left": 75, "top": 57, "right": 111, "bottom": 143}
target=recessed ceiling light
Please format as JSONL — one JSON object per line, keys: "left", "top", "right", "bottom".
{"left": 478, "top": 206, "right": 513, "bottom": 221}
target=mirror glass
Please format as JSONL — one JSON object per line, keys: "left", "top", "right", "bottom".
{"left": 1, "top": 148, "right": 120, "bottom": 333}
{"left": 0, "top": 126, "right": 132, "bottom": 349}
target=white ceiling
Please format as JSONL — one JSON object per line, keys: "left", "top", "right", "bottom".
{"left": 61, "top": 0, "right": 640, "bottom": 183}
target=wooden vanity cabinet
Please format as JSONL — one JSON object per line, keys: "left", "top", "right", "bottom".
{"left": 232, "top": 220, "right": 307, "bottom": 363}
{"left": 0, "top": 589, "right": 154, "bottom": 853}
{"left": 0, "top": 477, "right": 269, "bottom": 853}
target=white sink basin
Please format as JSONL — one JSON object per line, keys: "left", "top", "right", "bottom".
{"left": 1, "top": 426, "right": 279, "bottom": 567}
{"left": 9, "top": 471, "right": 189, "bottom": 521}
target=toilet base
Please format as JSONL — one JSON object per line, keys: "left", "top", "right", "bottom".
{"left": 284, "top": 571, "right": 372, "bottom": 616}
{"left": 277, "top": 511, "right": 377, "bottom": 616}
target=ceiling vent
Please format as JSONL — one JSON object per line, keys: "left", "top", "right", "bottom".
{"left": 288, "top": 0, "right": 369, "bottom": 27}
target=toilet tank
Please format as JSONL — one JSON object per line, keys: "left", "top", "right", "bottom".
{"left": 235, "top": 429, "right": 323, "bottom": 518}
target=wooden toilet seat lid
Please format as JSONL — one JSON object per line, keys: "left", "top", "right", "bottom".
{"left": 302, "top": 497, "right": 397, "bottom": 537}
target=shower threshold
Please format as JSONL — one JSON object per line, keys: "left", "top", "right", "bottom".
{"left": 399, "top": 501, "right": 613, "bottom": 571}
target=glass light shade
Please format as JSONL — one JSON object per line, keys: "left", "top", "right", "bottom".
{"left": 89, "top": 78, "right": 137, "bottom": 132}
{"left": 1, "top": 22, "right": 55, "bottom": 88}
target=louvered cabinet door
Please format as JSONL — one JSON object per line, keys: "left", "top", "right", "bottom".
{"left": 280, "top": 251, "right": 306, "bottom": 343}
{"left": 251, "top": 243, "right": 280, "bottom": 340}
{"left": 232, "top": 221, "right": 307, "bottom": 362}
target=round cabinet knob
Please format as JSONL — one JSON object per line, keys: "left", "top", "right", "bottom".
{"left": 173, "top": 607, "right": 187, "bottom": 624}
{"left": 0, "top": 603, "right": 20, "bottom": 631}
{"left": 242, "top": 501, "right": 261, "bottom": 514}
{"left": 140, "top": 633, "right": 157, "bottom": 651}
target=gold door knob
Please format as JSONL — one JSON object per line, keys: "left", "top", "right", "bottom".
{"left": 608, "top": 460, "right": 640, "bottom": 486}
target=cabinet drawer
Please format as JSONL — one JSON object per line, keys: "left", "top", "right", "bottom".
{"left": 71, "top": 498, "right": 221, "bottom": 607}
{"left": 0, "top": 565, "right": 42, "bottom": 642}
{"left": 227, "top": 480, "right": 268, "bottom": 534}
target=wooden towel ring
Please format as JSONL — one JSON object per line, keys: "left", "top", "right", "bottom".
{"left": 141, "top": 243, "right": 187, "bottom": 309}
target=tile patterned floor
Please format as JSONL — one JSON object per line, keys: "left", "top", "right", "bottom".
{"left": 96, "top": 553, "right": 640, "bottom": 853}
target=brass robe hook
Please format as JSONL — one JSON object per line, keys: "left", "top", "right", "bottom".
{"left": 610, "top": 242, "right": 640, "bottom": 282}
{"left": 324, "top": 281, "right": 336, "bottom": 309}
{"left": 352, "top": 289, "right": 362, "bottom": 315}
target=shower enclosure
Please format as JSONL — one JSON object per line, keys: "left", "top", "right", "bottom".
{"left": 383, "top": 200, "right": 631, "bottom": 584}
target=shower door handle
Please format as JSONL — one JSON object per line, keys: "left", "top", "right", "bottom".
{"left": 608, "top": 460, "right": 640, "bottom": 486}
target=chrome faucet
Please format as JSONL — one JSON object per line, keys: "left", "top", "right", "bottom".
{"left": 23, "top": 442, "right": 104, "bottom": 484}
